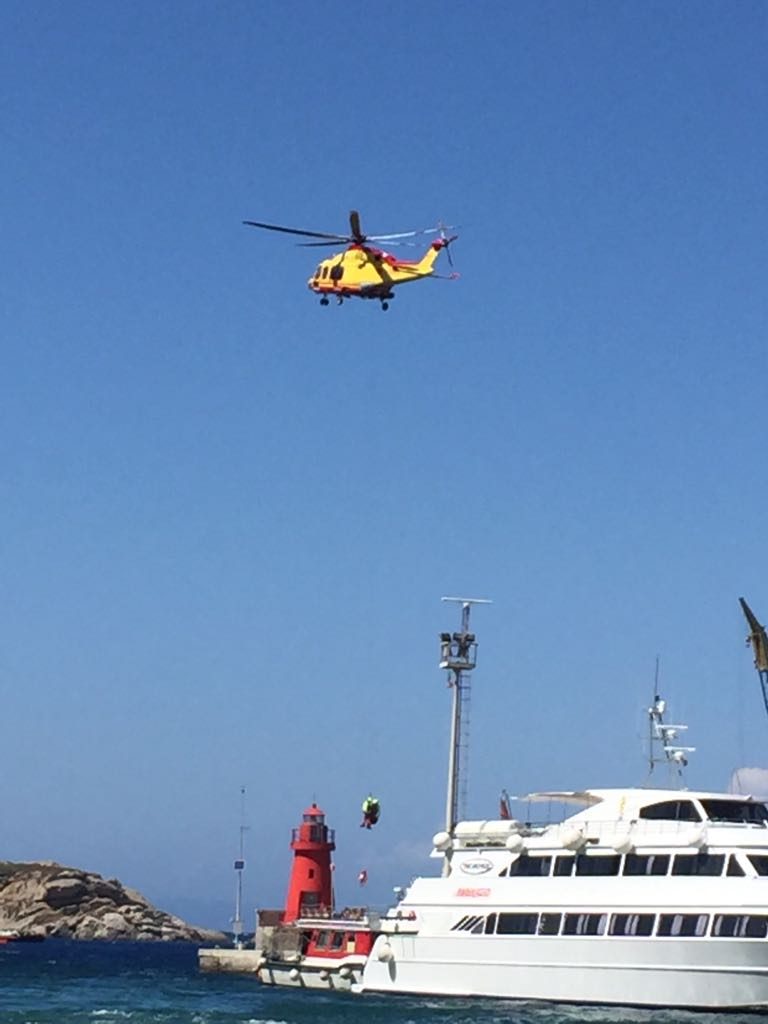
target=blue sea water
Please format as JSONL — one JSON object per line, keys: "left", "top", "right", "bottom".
{"left": 0, "top": 940, "right": 764, "bottom": 1024}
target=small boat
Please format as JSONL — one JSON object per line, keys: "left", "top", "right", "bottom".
{"left": 258, "top": 913, "right": 378, "bottom": 990}
{"left": 0, "top": 929, "right": 44, "bottom": 944}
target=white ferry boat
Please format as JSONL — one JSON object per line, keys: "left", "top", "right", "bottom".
{"left": 361, "top": 786, "right": 768, "bottom": 1009}
{"left": 358, "top": 598, "right": 768, "bottom": 1010}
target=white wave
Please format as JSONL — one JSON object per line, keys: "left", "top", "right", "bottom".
{"left": 241, "top": 1019, "right": 290, "bottom": 1024}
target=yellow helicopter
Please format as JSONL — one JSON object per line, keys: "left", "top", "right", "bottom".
{"left": 243, "top": 210, "right": 458, "bottom": 311}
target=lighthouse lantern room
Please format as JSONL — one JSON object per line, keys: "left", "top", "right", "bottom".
{"left": 283, "top": 802, "right": 336, "bottom": 922}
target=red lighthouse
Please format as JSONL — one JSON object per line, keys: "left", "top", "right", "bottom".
{"left": 283, "top": 802, "right": 336, "bottom": 922}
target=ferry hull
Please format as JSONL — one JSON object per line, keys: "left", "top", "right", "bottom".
{"left": 361, "top": 934, "right": 768, "bottom": 1010}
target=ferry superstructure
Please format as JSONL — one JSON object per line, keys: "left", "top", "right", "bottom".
{"left": 358, "top": 599, "right": 768, "bottom": 1010}
{"left": 361, "top": 787, "right": 768, "bottom": 1009}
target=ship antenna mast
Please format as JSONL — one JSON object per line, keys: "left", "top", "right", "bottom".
{"left": 440, "top": 597, "right": 491, "bottom": 841}
{"left": 646, "top": 666, "right": 695, "bottom": 786}
{"left": 232, "top": 785, "right": 248, "bottom": 949}
{"left": 739, "top": 598, "right": 768, "bottom": 722}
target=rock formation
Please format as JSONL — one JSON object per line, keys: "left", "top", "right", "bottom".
{"left": 0, "top": 861, "right": 225, "bottom": 942}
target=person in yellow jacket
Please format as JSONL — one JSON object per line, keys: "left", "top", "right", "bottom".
{"left": 360, "top": 794, "right": 380, "bottom": 829}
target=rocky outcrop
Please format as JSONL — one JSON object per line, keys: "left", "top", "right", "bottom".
{"left": 0, "top": 861, "right": 225, "bottom": 942}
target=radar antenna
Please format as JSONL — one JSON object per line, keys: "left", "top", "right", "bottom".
{"left": 647, "top": 682, "right": 695, "bottom": 786}
{"left": 440, "top": 597, "right": 491, "bottom": 843}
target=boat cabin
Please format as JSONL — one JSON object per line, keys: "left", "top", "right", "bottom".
{"left": 300, "top": 925, "right": 375, "bottom": 959}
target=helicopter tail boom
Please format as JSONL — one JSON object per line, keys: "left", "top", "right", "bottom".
{"left": 401, "top": 235, "right": 458, "bottom": 278}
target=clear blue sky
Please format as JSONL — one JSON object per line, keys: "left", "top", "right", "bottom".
{"left": 2, "top": 1, "right": 767, "bottom": 928}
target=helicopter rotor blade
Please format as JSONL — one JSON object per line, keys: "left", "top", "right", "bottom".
{"left": 243, "top": 220, "right": 348, "bottom": 242}
{"left": 297, "top": 240, "right": 353, "bottom": 248}
{"left": 298, "top": 238, "right": 419, "bottom": 249}
{"left": 367, "top": 230, "right": 432, "bottom": 241}
{"left": 363, "top": 239, "right": 421, "bottom": 248}
{"left": 349, "top": 210, "right": 365, "bottom": 243}
{"left": 367, "top": 224, "right": 456, "bottom": 242}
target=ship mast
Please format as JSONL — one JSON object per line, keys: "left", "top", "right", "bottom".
{"left": 647, "top": 693, "right": 695, "bottom": 786}
{"left": 739, "top": 597, "right": 768, "bottom": 721}
{"left": 440, "top": 597, "right": 491, "bottom": 841}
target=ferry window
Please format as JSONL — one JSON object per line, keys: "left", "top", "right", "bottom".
{"left": 538, "top": 913, "right": 562, "bottom": 936}
{"left": 563, "top": 913, "right": 607, "bottom": 936}
{"left": 609, "top": 913, "right": 655, "bottom": 936}
{"left": 308, "top": 869, "right": 315, "bottom": 879}
{"left": 657, "top": 913, "right": 709, "bottom": 937}
{"left": 509, "top": 855, "right": 552, "bottom": 877}
{"left": 314, "top": 930, "right": 329, "bottom": 949}
{"left": 497, "top": 912, "right": 538, "bottom": 935}
{"left": 726, "top": 855, "right": 746, "bottom": 876}
{"left": 553, "top": 856, "right": 574, "bottom": 876}
{"left": 452, "top": 914, "right": 485, "bottom": 933}
{"left": 574, "top": 854, "right": 621, "bottom": 876}
{"left": 623, "top": 853, "right": 670, "bottom": 876}
{"left": 671, "top": 853, "right": 725, "bottom": 877}
{"left": 639, "top": 800, "right": 702, "bottom": 822}
{"left": 330, "top": 931, "right": 345, "bottom": 950}
{"left": 713, "top": 914, "right": 768, "bottom": 938}
{"left": 747, "top": 855, "right": 768, "bottom": 876}
{"left": 484, "top": 913, "right": 497, "bottom": 934}
{"left": 713, "top": 914, "right": 742, "bottom": 937}
{"left": 700, "top": 799, "right": 768, "bottom": 824}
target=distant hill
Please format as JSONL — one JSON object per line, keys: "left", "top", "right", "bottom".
{"left": 0, "top": 861, "right": 226, "bottom": 942}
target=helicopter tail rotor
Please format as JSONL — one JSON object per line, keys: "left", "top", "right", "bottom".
{"left": 437, "top": 223, "right": 458, "bottom": 268}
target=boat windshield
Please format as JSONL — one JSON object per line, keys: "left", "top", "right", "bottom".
{"left": 699, "top": 799, "right": 768, "bottom": 824}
